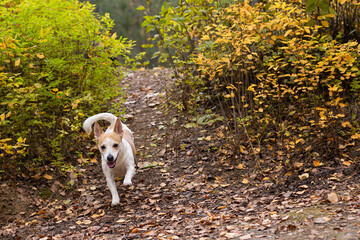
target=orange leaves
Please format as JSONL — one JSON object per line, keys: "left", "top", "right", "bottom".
{"left": 313, "top": 160, "right": 322, "bottom": 167}
{"left": 43, "top": 173, "right": 53, "bottom": 180}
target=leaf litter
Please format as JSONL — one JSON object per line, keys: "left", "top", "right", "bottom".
{"left": 1, "top": 68, "right": 360, "bottom": 239}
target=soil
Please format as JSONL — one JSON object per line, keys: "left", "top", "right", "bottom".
{"left": 1, "top": 68, "right": 360, "bottom": 239}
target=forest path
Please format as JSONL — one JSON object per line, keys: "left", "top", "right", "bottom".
{"left": 1, "top": 68, "right": 360, "bottom": 239}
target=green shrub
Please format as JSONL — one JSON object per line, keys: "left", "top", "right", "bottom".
{"left": 0, "top": 0, "right": 136, "bottom": 176}
{"left": 141, "top": 0, "right": 218, "bottom": 111}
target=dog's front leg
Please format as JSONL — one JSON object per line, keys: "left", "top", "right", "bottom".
{"left": 106, "top": 177, "right": 120, "bottom": 206}
{"left": 123, "top": 164, "right": 135, "bottom": 186}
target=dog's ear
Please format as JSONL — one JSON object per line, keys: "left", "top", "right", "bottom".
{"left": 114, "top": 118, "right": 123, "bottom": 136}
{"left": 93, "top": 122, "right": 103, "bottom": 139}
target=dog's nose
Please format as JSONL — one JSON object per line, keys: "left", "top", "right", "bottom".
{"left": 107, "top": 155, "right": 114, "bottom": 162}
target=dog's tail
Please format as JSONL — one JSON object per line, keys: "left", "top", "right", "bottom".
{"left": 83, "top": 113, "right": 117, "bottom": 135}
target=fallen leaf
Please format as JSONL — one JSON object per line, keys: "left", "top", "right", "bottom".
{"left": 237, "top": 163, "right": 244, "bottom": 169}
{"left": 342, "top": 161, "right": 351, "bottom": 166}
{"left": 91, "top": 213, "right": 104, "bottom": 219}
{"left": 217, "top": 206, "right": 227, "bottom": 210}
{"left": 299, "top": 173, "right": 309, "bottom": 180}
{"left": 239, "top": 234, "right": 252, "bottom": 240}
{"left": 294, "top": 162, "right": 304, "bottom": 168}
{"left": 314, "top": 217, "right": 330, "bottom": 224}
{"left": 287, "top": 224, "right": 297, "bottom": 230}
{"left": 37, "top": 210, "right": 46, "bottom": 215}
{"left": 328, "top": 192, "right": 339, "bottom": 204}
{"left": 33, "top": 173, "right": 41, "bottom": 180}
{"left": 43, "top": 174, "right": 53, "bottom": 180}
{"left": 145, "top": 231, "right": 156, "bottom": 235}
{"left": 83, "top": 220, "right": 92, "bottom": 225}
{"left": 296, "top": 190, "right": 307, "bottom": 195}
{"left": 313, "top": 160, "right": 321, "bottom": 167}
{"left": 185, "top": 122, "right": 196, "bottom": 128}
{"left": 224, "top": 232, "right": 241, "bottom": 238}
{"left": 68, "top": 179, "right": 75, "bottom": 186}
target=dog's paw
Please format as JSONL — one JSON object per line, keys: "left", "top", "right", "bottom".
{"left": 123, "top": 180, "right": 132, "bottom": 186}
{"left": 111, "top": 198, "right": 120, "bottom": 206}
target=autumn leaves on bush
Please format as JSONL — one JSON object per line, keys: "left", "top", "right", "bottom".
{"left": 142, "top": 0, "right": 360, "bottom": 169}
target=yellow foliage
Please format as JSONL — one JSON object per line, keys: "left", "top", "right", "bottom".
{"left": 146, "top": 0, "right": 360, "bottom": 165}
{"left": 188, "top": 0, "right": 360, "bottom": 163}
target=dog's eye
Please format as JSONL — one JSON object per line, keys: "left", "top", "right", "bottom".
{"left": 100, "top": 145, "right": 106, "bottom": 150}
{"left": 113, "top": 143, "right": 119, "bottom": 148}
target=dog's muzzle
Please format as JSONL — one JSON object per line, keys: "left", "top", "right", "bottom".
{"left": 106, "top": 154, "right": 116, "bottom": 168}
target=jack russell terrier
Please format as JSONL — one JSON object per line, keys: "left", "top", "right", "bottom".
{"left": 83, "top": 113, "right": 135, "bottom": 206}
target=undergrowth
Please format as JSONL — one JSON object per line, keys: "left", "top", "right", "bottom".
{"left": 0, "top": 0, "right": 140, "bottom": 180}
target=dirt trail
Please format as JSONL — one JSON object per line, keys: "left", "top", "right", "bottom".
{"left": 1, "top": 68, "right": 360, "bottom": 239}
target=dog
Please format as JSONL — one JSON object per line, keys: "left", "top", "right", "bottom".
{"left": 83, "top": 113, "right": 135, "bottom": 206}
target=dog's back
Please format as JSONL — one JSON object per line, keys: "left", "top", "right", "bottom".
{"left": 123, "top": 127, "right": 135, "bottom": 158}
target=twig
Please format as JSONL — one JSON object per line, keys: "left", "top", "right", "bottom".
{"left": 138, "top": 163, "right": 158, "bottom": 170}
{"left": 45, "top": 189, "right": 59, "bottom": 207}
{"left": 93, "top": 221, "right": 106, "bottom": 234}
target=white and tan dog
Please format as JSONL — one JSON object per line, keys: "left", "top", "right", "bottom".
{"left": 83, "top": 113, "right": 135, "bottom": 206}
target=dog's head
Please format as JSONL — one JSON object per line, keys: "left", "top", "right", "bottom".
{"left": 93, "top": 118, "right": 124, "bottom": 169}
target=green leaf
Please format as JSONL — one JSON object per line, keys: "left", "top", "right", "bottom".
{"left": 305, "top": 0, "right": 319, "bottom": 12}
{"left": 34, "top": 83, "right": 42, "bottom": 88}
{"left": 139, "top": 163, "right": 158, "bottom": 169}
{"left": 318, "top": 0, "right": 330, "bottom": 13}
{"left": 185, "top": 122, "right": 197, "bottom": 128}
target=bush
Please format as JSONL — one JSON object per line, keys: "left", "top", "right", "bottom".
{"left": 141, "top": 0, "right": 219, "bottom": 111}
{"left": 0, "top": 0, "right": 136, "bottom": 177}
{"left": 144, "top": 0, "right": 360, "bottom": 168}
